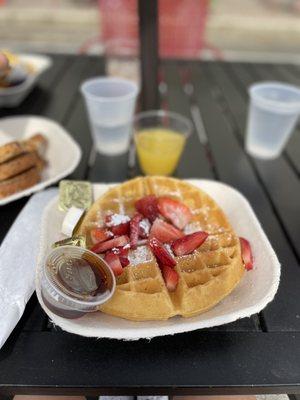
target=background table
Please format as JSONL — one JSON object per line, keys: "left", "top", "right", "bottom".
{"left": 0, "top": 54, "right": 300, "bottom": 397}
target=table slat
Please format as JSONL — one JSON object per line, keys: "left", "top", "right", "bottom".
{"left": 163, "top": 64, "right": 215, "bottom": 179}
{"left": 21, "top": 294, "right": 47, "bottom": 332}
{"left": 1, "top": 331, "right": 300, "bottom": 395}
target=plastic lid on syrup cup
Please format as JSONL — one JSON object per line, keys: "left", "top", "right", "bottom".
{"left": 41, "top": 245, "right": 115, "bottom": 317}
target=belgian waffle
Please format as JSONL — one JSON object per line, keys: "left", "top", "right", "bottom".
{"left": 78, "top": 176, "right": 245, "bottom": 321}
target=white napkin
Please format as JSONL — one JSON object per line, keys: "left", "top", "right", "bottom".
{"left": 0, "top": 188, "right": 57, "bottom": 349}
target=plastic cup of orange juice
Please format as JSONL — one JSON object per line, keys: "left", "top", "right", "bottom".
{"left": 134, "top": 110, "right": 192, "bottom": 176}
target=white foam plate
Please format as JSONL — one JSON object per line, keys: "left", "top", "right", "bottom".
{"left": 0, "top": 54, "right": 52, "bottom": 107}
{"left": 0, "top": 116, "right": 81, "bottom": 205}
{"left": 36, "top": 180, "right": 280, "bottom": 340}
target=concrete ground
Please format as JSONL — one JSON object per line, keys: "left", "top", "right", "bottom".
{"left": 1, "top": 0, "right": 300, "bottom": 62}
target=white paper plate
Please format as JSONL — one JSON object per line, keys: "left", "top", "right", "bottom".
{"left": 0, "top": 54, "right": 52, "bottom": 107}
{"left": 0, "top": 116, "right": 81, "bottom": 205}
{"left": 36, "top": 180, "right": 281, "bottom": 340}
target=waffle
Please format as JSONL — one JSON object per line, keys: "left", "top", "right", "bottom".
{"left": 78, "top": 177, "right": 245, "bottom": 321}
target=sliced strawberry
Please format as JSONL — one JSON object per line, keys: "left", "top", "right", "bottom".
{"left": 149, "top": 238, "right": 176, "bottom": 267}
{"left": 111, "top": 221, "right": 130, "bottom": 236}
{"left": 172, "top": 231, "right": 208, "bottom": 256}
{"left": 104, "top": 252, "right": 123, "bottom": 276}
{"left": 161, "top": 264, "right": 179, "bottom": 292}
{"left": 149, "top": 218, "right": 184, "bottom": 243}
{"left": 119, "top": 253, "right": 130, "bottom": 267}
{"left": 139, "top": 218, "right": 151, "bottom": 239}
{"left": 239, "top": 237, "right": 254, "bottom": 271}
{"left": 111, "top": 246, "right": 130, "bottom": 267}
{"left": 157, "top": 197, "right": 192, "bottom": 229}
{"left": 130, "top": 213, "right": 143, "bottom": 250}
{"left": 90, "top": 227, "right": 113, "bottom": 245}
{"left": 91, "top": 235, "right": 129, "bottom": 254}
{"left": 135, "top": 195, "right": 158, "bottom": 222}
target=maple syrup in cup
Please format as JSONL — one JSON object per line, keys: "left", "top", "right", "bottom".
{"left": 134, "top": 110, "right": 192, "bottom": 176}
{"left": 41, "top": 246, "right": 115, "bottom": 319}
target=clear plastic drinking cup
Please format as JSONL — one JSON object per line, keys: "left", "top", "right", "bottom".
{"left": 40, "top": 246, "right": 115, "bottom": 319}
{"left": 246, "top": 82, "right": 300, "bottom": 159}
{"left": 134, "top": 110, "right": 192, "bottom": 176}
{"left": 81, "top": 77, "right": 139, "bottom": 156}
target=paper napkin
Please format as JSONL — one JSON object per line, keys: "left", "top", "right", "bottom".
{"left": 0, "top": 188, "right": 57, "bottom": 349}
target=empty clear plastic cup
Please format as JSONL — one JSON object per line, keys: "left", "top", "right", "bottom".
{"left": 246, "top": 82, "right": 300, "bottom": 159}
{"left": 81, "top": 77, "right": 139, "bottom": 155}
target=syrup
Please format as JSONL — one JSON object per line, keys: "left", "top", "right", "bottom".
{"left": 55, "top": 252, "right": 110, "bottom": 298}
{"left": 41, "top": 246, "right": 115, "bottom": 319}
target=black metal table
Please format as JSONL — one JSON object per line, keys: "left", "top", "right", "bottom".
{"left": 0, "top": 54, "right": 300, "bottom": 397}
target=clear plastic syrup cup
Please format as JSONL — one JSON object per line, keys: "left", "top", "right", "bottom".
{"left": 81, "top": 77, "right": 139, "bottom": 156}
{"left": 246, "top": 82, "right": 300, "bottom": 159}
{"left": 41, "top": 246, "right": 115, "bottom": 319}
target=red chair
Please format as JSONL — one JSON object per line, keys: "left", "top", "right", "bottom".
{"left": 80, "top": 0, "right": 222, "bottom": 59}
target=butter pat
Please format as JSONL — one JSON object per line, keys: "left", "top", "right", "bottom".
{"left": 59, "top": 180, "right": 93, "bottom": 212}
{"left": 61, "top": 206, "right": 85, "bottom": 236}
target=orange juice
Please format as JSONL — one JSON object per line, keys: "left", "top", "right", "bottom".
{"left": 135, "top": 128, "right": 186, "bottom": 176}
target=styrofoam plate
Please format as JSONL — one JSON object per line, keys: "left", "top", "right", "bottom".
{"left": 36, "top": 180, "right": 280, "bottom": 340}
{"left": 0, "top": 54, "right": 52, "bottom": 107}
{"left": 0, "top": 116, "right": 81, "bottom": 205}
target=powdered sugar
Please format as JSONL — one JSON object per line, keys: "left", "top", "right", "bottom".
{"left": 129, "top": 245, "right": 153, "bottom": 265}
{"left": 140, "top": 218, "right": 151, "bottom": 235}
{"left": 105, "top": 213, "right": 130, "bottom": 227}
{"left": 164, "top": 243, "right": 175, "bottom": 257}
{"left": 192, "top": 205, "right": 211, "bottom": 221}
{"left": 184, "top": 222, "right": 203, "bottom": 234}
{"left": 206, "top": 224, "right": 226, "bottom": 234}
{"left": 95, "top": 210, "right": 104, "bottom": 226}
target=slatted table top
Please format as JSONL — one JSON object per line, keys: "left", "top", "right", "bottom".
{"left": 0, "top": 54, "right": 300, "bottom": 397}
